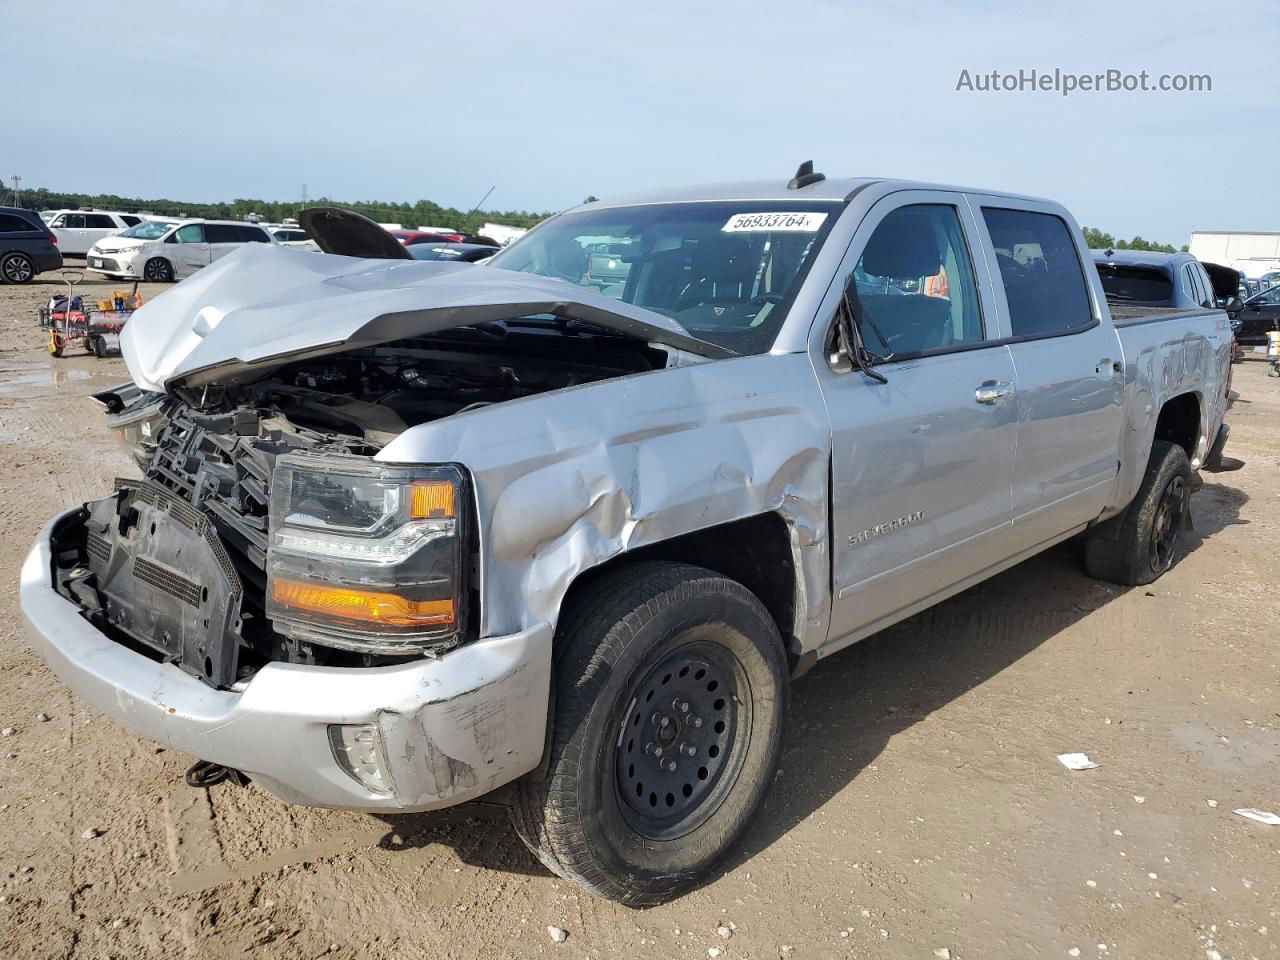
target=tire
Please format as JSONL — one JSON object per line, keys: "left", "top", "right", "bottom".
{"left": 1, "top": 252, "right": 35, "bottom": 284}
{"left": 511, "top": 562, "right": 788, "bottom": 906}
{"left": 1085, "top": 440, "right": 1192, "bottom": 586}
{"left": 91, "top": 335, "right": 107, "bottom": 358}
{"left": 143, "top": 257, "right": 174, "bottom": 283}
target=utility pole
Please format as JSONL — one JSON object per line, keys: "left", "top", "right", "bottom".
{"left": 10, "top": 175, "right": 21, "bottom": 207}
{"left": 300, "top": 183, "right": 308, "bottom": 207}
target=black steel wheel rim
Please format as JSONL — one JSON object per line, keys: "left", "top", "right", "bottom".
{"left": 614, "top": 633, "right": 751, "bottom": 842}
{"left": 1149, "top": 474, "right": 1186, "bottom": 572}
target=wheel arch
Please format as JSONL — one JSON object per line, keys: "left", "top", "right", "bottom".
{"left": 556, "top": 512, "right": 806, "bottom": 667}
{"left": 1153, "top": 390, "right": 1203, "bottom": 462}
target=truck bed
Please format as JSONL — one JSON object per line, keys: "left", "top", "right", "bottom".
{"left": 1108, "top": 303, "right": 1215, "bottom": 326}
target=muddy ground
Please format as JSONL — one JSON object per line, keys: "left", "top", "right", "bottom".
{"left": 0, "top": 266, "right": 1276, "bottom": 960}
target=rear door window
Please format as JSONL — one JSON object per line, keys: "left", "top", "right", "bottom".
{"left": 84, "top": 214, "right": 116, "bottom": 229}
{"left": 982, "top": 208, "right": 1094, "bottom": 337}
{"left": 204, "top": 224, "right": 241, "bottom": 243}
{"left": 237, "top": 226, "right": 270, "bottom": 243}
{"left": 120, "top": 215, "right": 141, "bottom": 227}
{"left": 1193, "top": 264, "right": 1216, "bottom": 308}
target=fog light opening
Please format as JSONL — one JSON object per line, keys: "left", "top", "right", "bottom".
{"left": 328, "top": 722, "right": 395, "bottom": 795}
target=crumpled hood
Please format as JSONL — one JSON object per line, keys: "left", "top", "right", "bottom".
{"left": 120, "top": 243, "right": 732, "bottom": 392}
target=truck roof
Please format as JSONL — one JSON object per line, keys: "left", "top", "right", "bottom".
{"left": 586, "top": 176, "right": 1056, "bottom": 210}
{"left": 1091, "top": 248, "right": 1196, "bottom": 268}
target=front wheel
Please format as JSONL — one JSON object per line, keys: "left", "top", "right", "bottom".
{"left": 512, "top": 562, "right": 788, "bottom": 906}
{"left": 1085, "top": 439, "right": 1192, "bottom": 585}
{"left": 143, "top": 257, "right": 174, "bottom": 283}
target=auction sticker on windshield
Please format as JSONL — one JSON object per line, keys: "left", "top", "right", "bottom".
{"left": 722, "top": 212, "right": 828, "bottom": 233}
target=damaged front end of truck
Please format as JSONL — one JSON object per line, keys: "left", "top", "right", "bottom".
{"left": 49, "top": 244, "right": 735, "bottom": 690}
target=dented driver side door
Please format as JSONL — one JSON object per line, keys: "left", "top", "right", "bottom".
{"left": 816, "top": 191, "right": 1020, "bottom": 646}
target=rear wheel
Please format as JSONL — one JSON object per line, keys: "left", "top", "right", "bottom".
{"left": 143, "top": 257, "right": 173, "bottom": 283}
{"left": 91, "top": 335, "right": 108, "bottom": 358}
{"left": 1, "top": 252, "right": 34, "bottom": 284}
{"left": 512, "top": 562, "right": 788, "bottom": 906}
{"left": 1085, "top": 440, "right": 1192, "bottom": 585}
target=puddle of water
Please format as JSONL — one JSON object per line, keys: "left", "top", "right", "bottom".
{"left": 0, "top": 365, "right": 95, "bottom": 396}
{"left": 1170, "top": 722, "right": 1280, "bottom": 775}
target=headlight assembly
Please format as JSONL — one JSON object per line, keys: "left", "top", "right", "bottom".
{"left": 98, "top": 386, "right": 170, "bottom": 471}
{"left": 266, "top": 453, "right": 469, "bottom": 655}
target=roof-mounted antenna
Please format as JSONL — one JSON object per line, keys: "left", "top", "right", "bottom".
{"left": 787, "top": 160, "right": 826, "bottom": 190}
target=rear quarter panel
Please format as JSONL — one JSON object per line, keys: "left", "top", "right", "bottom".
{"left": 1109, "top": 309, "right": 1233, "bottom": 513}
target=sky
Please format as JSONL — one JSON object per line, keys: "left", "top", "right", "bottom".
{"left": 3, "top": 0, "right": 1277, "bottom": 245}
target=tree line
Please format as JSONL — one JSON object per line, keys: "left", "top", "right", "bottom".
{"left": 1081, "top": 226, "right": 1185, "bottom": 254}
{"left": 2, "top": 182, "right": 552, "bottom": 236}
{"left": 0, "top": 181, "right": 1190, "bottom": 253}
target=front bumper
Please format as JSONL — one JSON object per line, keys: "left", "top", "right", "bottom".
{"left": 21, "top": 509, "right": 552, "bottom": 811}
{"left": 87, "top": 252, "right": 138, "bottom": 277}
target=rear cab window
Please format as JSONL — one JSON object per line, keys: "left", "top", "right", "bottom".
{"left": 982, "top": 208, "right": 1094, "bottom": 337}
{"left": 1094, "top": 264, "right": 1174, "bottom": 304}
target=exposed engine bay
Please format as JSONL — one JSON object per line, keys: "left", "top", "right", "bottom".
{"left": 51, "top": 329, "right": 665, "bottom": 688}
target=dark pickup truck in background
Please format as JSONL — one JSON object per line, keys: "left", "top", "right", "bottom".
{"left": 1092, "top": 249, "right": 1247, "bottom": 355}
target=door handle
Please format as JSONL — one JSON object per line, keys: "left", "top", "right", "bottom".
{"left": 975, "top": 379, "right": 1015, "bottom": 405}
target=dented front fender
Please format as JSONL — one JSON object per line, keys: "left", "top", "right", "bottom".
{"left": 377, "top": 352, "right": 832, "bottom": 653}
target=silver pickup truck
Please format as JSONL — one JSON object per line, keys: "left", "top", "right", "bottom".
{"left": 21, "top": 169, "right": 1232, "bottom": 905}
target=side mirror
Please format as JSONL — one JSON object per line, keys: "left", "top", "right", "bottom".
{"left": 1224, "top": 297, "right": 1243, "bottom": 315}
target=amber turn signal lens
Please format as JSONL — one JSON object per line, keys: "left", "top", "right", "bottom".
{"left": 409, "top": 481, "right": 456, "bottom": 520}
{"left": 270, "top": 578, "right": 455, "bottom": 627}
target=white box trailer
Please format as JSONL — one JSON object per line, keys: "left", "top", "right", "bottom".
{"left": 1188, "top": 231, "right": 1280, "bottom": 278}
{"left": 480, "top": 222, "right": 529, "bottom": 246}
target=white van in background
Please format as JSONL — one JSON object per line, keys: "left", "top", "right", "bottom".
{"left": 45, "top": 210, "right": 145, "bottom": 256}
{"left": 87, "top": 219, "right": 276, "bottom": 282}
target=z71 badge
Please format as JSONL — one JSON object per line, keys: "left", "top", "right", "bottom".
{"left": 849, "top": 510, "right": 924, "bottom": 546}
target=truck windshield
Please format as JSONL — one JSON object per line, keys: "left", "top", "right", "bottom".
{"left": 1094, "top": 264, "right": 1173, "bottom": 304}
{"left": 487, "top": 201, "right": 842, "bottom": 354}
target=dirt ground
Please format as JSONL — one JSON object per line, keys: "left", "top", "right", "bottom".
{"left": 0, "top": 266, "right": 1276, "bottom": 960}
